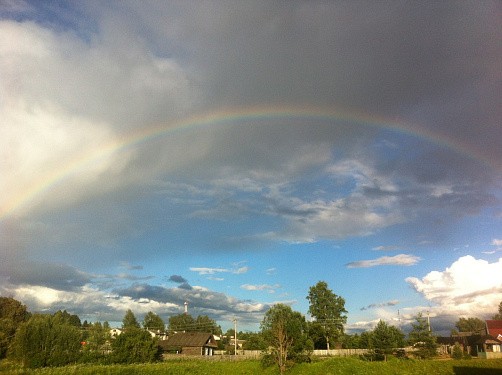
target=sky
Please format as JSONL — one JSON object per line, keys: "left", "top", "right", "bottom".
{"left": 1, "top": 1, "right": 501, "bottom": 335}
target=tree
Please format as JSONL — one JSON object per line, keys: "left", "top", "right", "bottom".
{"left": 408, "top": 313, "right": 437, "bottom": 359}
{"left": 306, "top": 281, "right": 347, "bottom": 350}
{"left": 122, "top": 309, "right": 140, "bottom": 330}
{"left": 0, "top": 297, "right": 30, "bottom": 359}
{"left": 371, "top": 320, "right": 405, "bottom": 361}
{"left": 143, "top": 311, "right": 165, "bottom": 332}
{"left": 168, "top": 313, "right": 195, "bottom": 332}
{"left": 241, "top": 332, "right": 267, "bottom": 350}
{"left": 110, "top": 328, "right": 160, "bottom": 364}
{"left": 454, "top": 317, "right": 485, "bottom": 333}
{"left": 195, "top": 315, "right": 222, "bottom": 334}
{"left": 260, "top": 304, "right": 312, "bottom": 374}
{"left": 80, "top": 321, "right": 112, "bottom": 363}
{"left": 492, "top": 301, "right": 502, "bottom": 320}
{"left": 9, "top": 314, "right": 81, "bottom": 368}
{"left": 52, "top": 310, "right": 81, "bottom": 327}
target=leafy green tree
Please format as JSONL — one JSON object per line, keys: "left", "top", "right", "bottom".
{"left": 454, "top": 317, "right": 485, "bottom": 334}
{"left": 168, "top": 313, "right": 195, "bottom": 332}
{"left": 260, "top": 304, "right": 312, "bottom": 374}
{"left": 80, "top": 321, "right": 112, "bottom": 363}
{"left": 122, "top": 309, "right": 140, "bottom": 329}
{"left": 9, "top": 314, "right": 81, "bottom": 368}
{"left": 52, "top": 310, "right": 81, "bottom": 327}
{"left": 492, "top": 301, "right": 502, "bottom": 320}
{"left": 0, "top": 297, "right": 30, "bottom": 359}
{"left": 110, "top": 328, "right": 160, "bottom": 364}
{"left": 408, "top": 313, "right": 437, "bottom": 359}
{"left": 359, "top": 331, "right": 373, "bottom": 349}
{"left": 241, "top": 332, "right": 267, "bottom": 350}
{"left": 306, "top": 281, "right": 347, "bottom": 350}
{"left": 371, "top": 320, "right": 405, "bottom": 361}
{"left": 195, "top": 315, "right": 222, "bottom": 334}
{"left": 143, "top": 311, "right": 165, "bottom": 332}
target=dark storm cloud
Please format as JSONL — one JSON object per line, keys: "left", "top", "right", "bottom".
{"left": 1, "top": 260, "right": 93, "bottom": 292}
{"left": 168, "top": 275, "right": 188, "bottom": 284}
{"left": 360, "top": 300, "right": 399, "bottom": 311}
{"left": 114, "top": 283, "right": 269, "bottom": 315}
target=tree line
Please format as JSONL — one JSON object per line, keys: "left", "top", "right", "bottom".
{"left": 1, "top": 286, "right": 501, "bottom": 371}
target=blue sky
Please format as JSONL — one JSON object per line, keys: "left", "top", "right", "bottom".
{"left": 1, "top": 1, "right": 501, "bottom": 334}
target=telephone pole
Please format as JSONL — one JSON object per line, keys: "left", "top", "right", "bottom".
{"left": 233, "top": 318, "right": 237, "bottom": 355}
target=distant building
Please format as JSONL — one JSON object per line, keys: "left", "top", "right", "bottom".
{"left": 159, "top": 332, "right": 218, "bottom": 356}
{"left": 439, "top": 320, "right": 502, "bottom": 359}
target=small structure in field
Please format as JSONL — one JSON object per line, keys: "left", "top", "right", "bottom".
{"left": 159, "top": 332, "right": 218, "bottom": 356}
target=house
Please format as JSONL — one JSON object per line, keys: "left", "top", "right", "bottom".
{"left": 147, "top": 329, "right": 168, "bottom": 340}
{"left": 109, "top": 328, "right": 122, "bottom": 337}
{"left": 159, "top": 332, "right": 218, "bottom": 356}
{"left": 485, "top": 320, "right": 502, "bottom": 340}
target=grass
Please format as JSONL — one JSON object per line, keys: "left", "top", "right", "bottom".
{"left": 1, "top": 357, "right": 501, "bottom": 374}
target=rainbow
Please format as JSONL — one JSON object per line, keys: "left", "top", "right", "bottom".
{"left": 1, "top": 104, "right": 496, "bottom": 221}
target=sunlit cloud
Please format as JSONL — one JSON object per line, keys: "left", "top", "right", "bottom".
{"left": 347, "top": 254, "right": 421, "bottom": 268}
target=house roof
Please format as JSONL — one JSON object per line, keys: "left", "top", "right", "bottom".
{"left": 486, "top": 320, "right": 502, "bottom": 337}
{"left": 161, "top": 332, "right": 218, "bottom": 348}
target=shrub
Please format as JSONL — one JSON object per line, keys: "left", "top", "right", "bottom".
{"left": 451, "top": 342, "right": 464, "bottom": 360}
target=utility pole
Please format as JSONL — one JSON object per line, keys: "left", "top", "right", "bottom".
{"left": 233, "top": 318, "right": 237, "bottom": 355}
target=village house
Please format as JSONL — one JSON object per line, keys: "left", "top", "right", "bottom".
{"left": 439, "top": 320, "right": 502, "bottom": 358}
{"left": 159, "top": 332, "right": 218, "bottom": 356}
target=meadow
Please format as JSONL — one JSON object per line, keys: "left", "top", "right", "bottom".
{"left": 1, "top": 357, "right": 502, "bottom": 375}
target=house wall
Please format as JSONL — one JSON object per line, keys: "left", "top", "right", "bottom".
{"left": 181, "top": 346, "right": 202, "bottom": 355}
{"left": 478, "top": 352, "right": 502, "bottom": 359}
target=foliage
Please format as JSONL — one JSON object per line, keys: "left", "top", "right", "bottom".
{"left": 370, "top": 320, "right": 405, "bottom": 361}
{"left": 80, "top": 321, "right": 112, "bottom": 364}
{"left": 110, "top": 328, "right": 160, "bottom": 364}
{"left": 52, "top": 310, "right": 81, "bottom": 327}
{"left": 454, "top": 317, "right": 485, "bottom": 333}
{"left": 0, "top": 297, "right": 30, "bottom": 359}
{"left": 306, "top": 281, "right": 347, "bottom": 350}
{"left": 451, "top": 342, "right": 464, "bottom": 360}
{"left": 492, "top": 300, "right": 502, "bottom": 320}
{"left": 168, "top": 313, "right": 195, "bottom": 332}
{"left": 241, "top": 331, "right": 267, "bottom": 350}
{"left": 143, "top": 311, "right": 165, "bottom": 332}
{"left": 408, "top": 313, "right": 437, "bottom": 359}
{"left": 122, "top": 309, "right": 140, "bottom": 329}
{"left": 260, "top": 304, "right": 312, "bottom": 374}
{"left": 195, "top": 315, "right": 222, "bottom": 334}
{"left": 168, "top": 313, "right": 221, "bottom": 334}
{"left": 9, "top": 314, "right": 82, "bottom": 368}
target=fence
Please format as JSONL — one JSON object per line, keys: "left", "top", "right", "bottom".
{"left": 313, "top": 349, "right": 369, "bottom": 357}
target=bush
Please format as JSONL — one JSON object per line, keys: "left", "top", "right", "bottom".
{"left": 451, "top": 342, "right": 464, "bottom": 360}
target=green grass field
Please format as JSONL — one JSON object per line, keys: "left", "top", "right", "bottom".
{"left": 1, "top": 357, "right": 502, "bottom": 375}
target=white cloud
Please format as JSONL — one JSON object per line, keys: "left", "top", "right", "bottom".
{"left": 189, "top": 267, "right": 228, "bottom": 275}
{"left": 189, "top": 265, "right": 249, "bottom": 275}
{"left": 372, "top": 245, "right": 402, "bottom": 251}
{"left": 406, "top": 256, "right": 502, "bottom": 316}
{"left": 492, "top": 239, "right": 502, "bottom": 246}
{"left": 347, "top": 254, "right": 421, "bottom": 268}
{"left": 241, "top": 284, "right": 280, "bottom": 293}
{"left": 0, "top": 19, "right": 196, "bottom": 219}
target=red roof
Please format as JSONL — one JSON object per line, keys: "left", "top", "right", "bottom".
{"left": 486, "top": 320, "right": 502, "bottom": 338}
